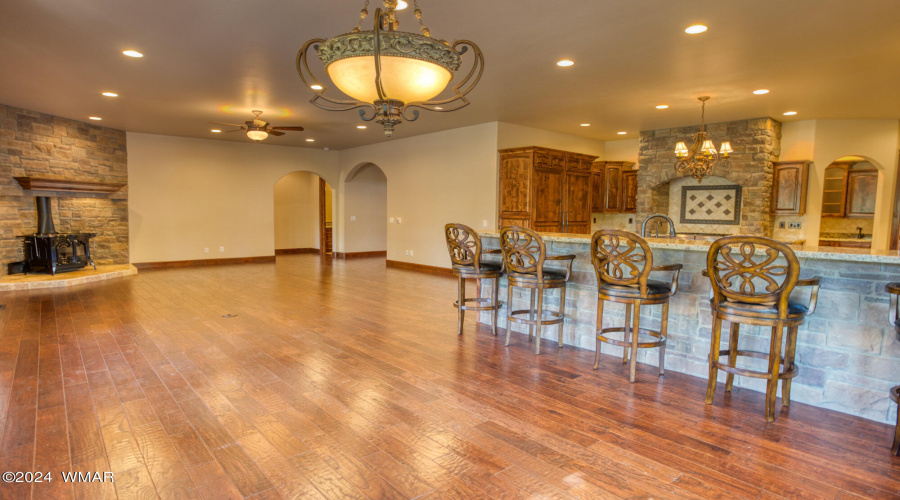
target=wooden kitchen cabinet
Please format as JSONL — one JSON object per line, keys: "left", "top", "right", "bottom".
{"left": 591, "top": 160, "right": 637, "bottom": 214}
{"left": 771, "top": 160, "right": 811, "bottom": 215}
{"left": 498, "top": 146, "right": 598, "bottom": 234}
{"left": 820, "top": 161, "right": 877, "bottom": 218}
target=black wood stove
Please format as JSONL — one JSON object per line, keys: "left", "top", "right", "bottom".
{"left": 19, "top": 196, "right": 96, "bottom": 275}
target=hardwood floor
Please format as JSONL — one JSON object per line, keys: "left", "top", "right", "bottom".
{"left": 0, "top": 254, "right": 898, "bottom": 499}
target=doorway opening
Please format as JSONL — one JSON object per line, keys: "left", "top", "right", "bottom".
{"left": 273, "top": 171, "right": 333, "bottom": 257}
{"left": 341, "top": 163, "right": 387, "bottom": 258}
{"left": 817, "top": 156, "right": 879, "bottom": 249}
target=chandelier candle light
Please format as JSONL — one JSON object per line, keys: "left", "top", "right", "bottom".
{"left": 674, "top": 96, "right": 733, "bottom": 182}
{"left": 296, "top": 0, "right": 484, "bottom": 137}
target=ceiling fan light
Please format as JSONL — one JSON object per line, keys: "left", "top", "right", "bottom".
{"left": 246, "top": 129, "right": 269, "bottom": 141}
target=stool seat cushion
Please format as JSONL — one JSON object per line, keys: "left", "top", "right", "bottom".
{"left": 714, "top": 299, "right": 809, "bottom": 320}
{"left": 452, "top": 262, "right": 503, "bottom": 276}
{"left": 507, "top": 269, "right": 567, "bottom": 284}
{"left": 598, "top": 279, "right": 672, "bottom": 299}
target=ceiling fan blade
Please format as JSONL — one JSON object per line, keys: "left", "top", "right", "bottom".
{"left": 268, "top": 130, "right": 286, "bottom": 136}
{"left": 271, "top": 126, "right": 305, "bottom": 131}
{"left": 209, "top": 121, "right": 245, "bottom": 128}
{"left": 223, "top": 129, "right": 244, "bottom": 133}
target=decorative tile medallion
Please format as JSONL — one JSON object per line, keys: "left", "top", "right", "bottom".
{"left": 680, "top": 185, "right": 742, "bottom": 225}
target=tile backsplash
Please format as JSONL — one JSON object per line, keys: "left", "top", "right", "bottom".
{"left": 666, "top": 176, "right": 742, "bottom": 235}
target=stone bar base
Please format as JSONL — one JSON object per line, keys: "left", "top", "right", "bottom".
{"left": 480, "top": 233, "right": 900, "bottom": 424}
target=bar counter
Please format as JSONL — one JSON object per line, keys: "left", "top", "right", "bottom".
{"left": 478, "top": 231, "right": 900, "bottom": 424}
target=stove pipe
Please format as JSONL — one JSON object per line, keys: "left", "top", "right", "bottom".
{"left": 35, "top": 196, "right": 56, "bottom": 235}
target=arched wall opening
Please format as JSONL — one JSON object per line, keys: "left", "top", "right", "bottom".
{"left": 273, "top": 171, "right": 334, "bottom": 255}
{"left": 342, "top": 162, "right": 387, "bottom": 257}
{"left": 816, "top": 155, "right": 883, "bottom": 247}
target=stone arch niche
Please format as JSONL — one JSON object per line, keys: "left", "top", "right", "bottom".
{"left": 636, "top": 117, "right": 782, "bottom": 237}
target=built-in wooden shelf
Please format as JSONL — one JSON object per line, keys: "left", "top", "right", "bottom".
{"left": 14, "top": 177, "right": 125, "bottom": 194}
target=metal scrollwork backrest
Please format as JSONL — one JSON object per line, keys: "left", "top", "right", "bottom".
{"left": 500, "top": 226, "right": 546, "bottom": 279}
{"left": 445, "top": 223, "right": 482, "bottom": 271}
{"left": 590, "top": 230, "right": 653, "bottom": 296}
{"left": 707, "top": 235, "right": 800, "bottom": 312}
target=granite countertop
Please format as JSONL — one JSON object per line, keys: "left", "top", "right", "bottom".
{"left": 817, "top": 237, "right": 873, "bottom": 242}
{"left": 479, "top": 230, "right": 900, "bottom": 264}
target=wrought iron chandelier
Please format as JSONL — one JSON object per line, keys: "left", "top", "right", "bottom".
{"left": 296, "top": 0, "right": 484, "bottom": 137}
{"left": 674, "top": 96, "right": 733, "bottom": 182}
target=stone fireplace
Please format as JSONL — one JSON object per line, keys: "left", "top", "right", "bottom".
{"left": 636, "top": 117, "right": 782, "bottom": 237}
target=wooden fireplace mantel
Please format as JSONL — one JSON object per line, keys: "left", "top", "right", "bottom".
{"left": 14, "top": 177, "right": 126, "bottom": 194}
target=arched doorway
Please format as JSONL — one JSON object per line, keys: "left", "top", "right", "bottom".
{"left": 341, "top": 163, "right": 387, "bottom": 258}
{"left": 273, "top": 171, "right": 334, "bottom": 256}
{"left": 817, "top": 155, "right": 881, "bottom": 248}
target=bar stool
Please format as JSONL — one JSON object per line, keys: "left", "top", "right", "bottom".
{"left": 590, "top": 230, "right": 682, "bottom": 382}
{"left": 705, "top": 235, "right": 820, "bottom": 422}
{"left": 886, "top": 283, "right": 900, "bottom": 456}
{"left": 444, "top": 223, "right": 504, "bottom": 335}
{"left": 499, "top": 226, "right": 575, "bottom": 354}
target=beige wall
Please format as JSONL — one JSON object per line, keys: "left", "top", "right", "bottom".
{"left": 127, "top": 132, "right": 339, "bottom": 263}
{"left": 782, "top": 119, "right": 900, "bottom": 249}
{"left": 603, "top": 138, "right": 640, "bottom": 163}
{"left": 343, "top": 164, "right": 387, "bottom": 253}
{"left": 273, "top": 171, "right": 320, "bottom": 250}
{"left": 497, "top": 122, "right": 605, "bottom": 157}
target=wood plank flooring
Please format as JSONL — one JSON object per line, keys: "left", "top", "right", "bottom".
{"left": 0, "top": 254, "right": 898, "bottom": 499}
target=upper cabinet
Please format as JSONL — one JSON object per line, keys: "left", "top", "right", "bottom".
{"left": 592, "top": 161, "right": 637, "bottom": 214}
{"left": 820, "top": 161, "right": 877, "bottom": 218}
{"left": 771, "top": 160, "right": 811, "bottom": 215}
{"left": 498, "top": 146, "right": 598, "bottom": 234}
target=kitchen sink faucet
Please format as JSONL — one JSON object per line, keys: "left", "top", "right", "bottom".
{"left": 640, "top": 214, "right": 676, "bottom": 238}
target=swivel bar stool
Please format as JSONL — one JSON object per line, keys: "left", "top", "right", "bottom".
{"left": 705, "top": 236, "right": 820, "bottom": 422}
{"left": 886, "top": 282, "right": 900, "bottom": 456}
{"left": 444, "top": 223, "right": 504, "bottom": 335}
{"left": 591, "top": 230, "right": 682, "bottom": 382}
{"left": 499, "top": 226, "right": 575, "bottom": 354}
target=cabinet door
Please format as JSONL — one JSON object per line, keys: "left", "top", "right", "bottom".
{"left": 622, "top": 171, "right": 637, "bottom": 213}
{"left": 498, "top": 154, "right": 532, "bottom": 220}
{"left": 821, "top": 165, "right": 848, "bottom": 217}
{"left": 847, "top": 171, "right": 877, "bottom": 218}
{"left": 531, "top": 167, "right": 564, "bottom": 232}
{"left": 590, "top": 172, "right": 604, "bottom": 212}
{"left": 564, "top": 170, "right": 592, "bottom": 233}
{"left": 771, "top": 161, "right": 809, "bottom": 215}
{"left": 603, "top": 165, "right": 621, "bottom": 212}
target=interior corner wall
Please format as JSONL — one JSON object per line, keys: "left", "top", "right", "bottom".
{"left": 497, "top": 122, "right": 605, "bottom": 157}
{"left": 273, "top": 171, "right": 321, "bottom": 250}
{"left": 337, "top": 122, "right": 500, "bottom": 268}
{"left": 127, "top": 132, "right": 339, "bottom": 263}
{"left": 602, "top": 138, "right": 640, "bottom": 163}
{"left": 343, "top": 164, "right": 387, "bottom": 253}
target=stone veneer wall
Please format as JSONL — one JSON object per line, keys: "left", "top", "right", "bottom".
{"left": 637, "top": 117, "right": 781, "bottom": 237}
{"left": 0, "top": 105, "right": 128, "bottom": 275}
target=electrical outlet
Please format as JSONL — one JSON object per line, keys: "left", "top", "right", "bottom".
{"left": 219, "top": 246, "right": 225, "bottom": 252}
{"left": 593, "top": 217, "right": 597, "bottom": 224}
{"left": 350, "top": 215, "right": 356, "bottom": 221}
{"left": 628, "top": 218, "right": 633, "bottom": 224}
{"left": 409, "top": 250, "right": 413, "bottom": 256}
{"left": 482, "top": 219, "right": 488, "bottom": 228}
{"left": 389, "top": 217, "right": 395, "bottom": 223}
{"left": 789, "top": 222, "right": 802, "bottom": 229}
{"left": 405, "top": 250, "right": 409, "bottom": 256}
{"left": 204, "top": 248, "right": 209, "bottom": 253}
{"left": 397, "top": 217, "right": 402, "bottom": 224}
{"left": 779, "top": 221, "right": 786, "bottom": 228}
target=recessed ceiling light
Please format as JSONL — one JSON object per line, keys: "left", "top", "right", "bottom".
{"left": 685, "top": 25, "right": 707, "bottom": 34}
{"left": 310, "top": 84, "right": 323, "bottom": 90}
{"left": 88, "top": 116, "right": 102, "bottom": 121}
{"left": 122, "top": 50, "right": 143, "bottom": 58}
{"left": 101, "top": 92, "right": 118, "bottom": 97}
{"left": 357, "top": 125, "right": 367, "bottom": 129}
{"left": 655, "top": 104, "right": 669, "bottom": 109}
{"left": 617, "top": 131, "right": 627, "bottom": 135}
{"left": 580, "top": 123, "right": 591, "bottom": 127}
{"left": 783, "top": 111, "right": 798, "bottom": 116}
{"left": 556, "top": 59, "right": 574, "bottom": 67}
{"left": 306, "top": 138, "right": 315, "bottom": 142}
{"left": 396, "top": 0, "right": 408, "bottom": 9}
{"left": 753, "top": 89, "right": 770, "bottom": 95}
{"left": 211, "top": 129, "right": 222, "bottom": 133}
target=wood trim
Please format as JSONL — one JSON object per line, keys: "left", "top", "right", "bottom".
{"left": 334, "top": 251, "right": 387, "bottom": 259}
{"left": 892, "top": 152, "right": 900, "bottom": 250}
{"left": 133, "top": 256, "right": 275, "bottom": 269}
{"left": 275, "top": 248, "right": 319, "bottom": 255}
{"left": 319, "top": 178, "right": 327, "bottom": 256}
{"left": 14, "top": 176, "right": 125, "bottom": 194}
{"left": 386, "top": 259, "right": 454, "bottom": 276}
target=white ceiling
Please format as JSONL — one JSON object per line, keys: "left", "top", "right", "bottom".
{"left": 2, "top": 0, "right": 899, "bottom": 150}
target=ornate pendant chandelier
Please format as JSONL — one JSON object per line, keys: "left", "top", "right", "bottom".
{"left": 674, "top": 96, "right": 733, "bottom": 183}
{"left": 296, "top": 0, "right": 484, "bottom": 137}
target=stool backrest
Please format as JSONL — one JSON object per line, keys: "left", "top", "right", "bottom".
{"left": 445, "top": 223, "right": 484, "bottom": 272}
{"left": 707, "top": 235, "right": 800, "bottom": 316}
{"left": 590, "top": 230, "right": 653, "bottom": 296}
{"left": 499, "top": 226, "right": 547, "bottom": 280}
{"left": 886, "top": 283, "right": 900, "bottom": 335}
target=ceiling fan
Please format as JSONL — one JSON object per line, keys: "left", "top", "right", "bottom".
{"left": 210, "top": 110, "right": 304, "bottom": 141}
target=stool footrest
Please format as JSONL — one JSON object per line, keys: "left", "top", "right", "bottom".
{"left": 455, "top": 297, "right": 502, "bottom": 312}
{"left": 711, "top": 350, "right": 798, "bottom": 380}
{"left": 597, "top": 326, "right": 665, "bottom": 349}
{"left": 508, "top": 309, "right": 563, "bottom": 327}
